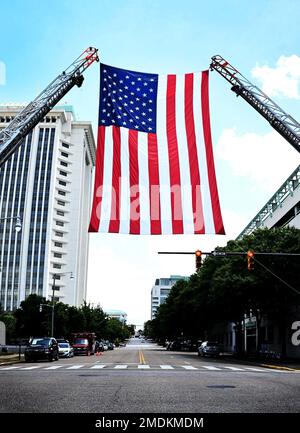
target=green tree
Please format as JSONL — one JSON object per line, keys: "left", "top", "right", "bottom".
{"left": 14, "top": 294, "right": 48, "bottom": 338}
{"left": 148, "top": 227, "right": 300, "bottom": 358}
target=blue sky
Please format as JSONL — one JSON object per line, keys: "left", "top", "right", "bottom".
{"left": 1, "top": 0, "right": 300, "bottom": 327}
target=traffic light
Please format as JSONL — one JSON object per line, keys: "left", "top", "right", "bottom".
{"left": 247, "top": 250, "right": 254, "bottom": 271}
{"left": 195, "top": 250, "right": 202, "bottom": 271}
{"left": 39, "top": 305, "right": 42, "bottom": 312}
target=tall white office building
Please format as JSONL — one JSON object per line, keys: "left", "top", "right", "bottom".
{"left": 0, "top": 104, "right": 96, "bottom": 310}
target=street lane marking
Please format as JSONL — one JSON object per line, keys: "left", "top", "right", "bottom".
{"left": 181, "top": 365, "right": 198, "bottom": 370}
{"left": 66, "top": 365, "right": 84, "bottom": 369}
{"left": 0, "top": 366, "right": 21, "bottom": 370}
{"left": 20, "top": 366, "right": 41, "bottom": 370}
{"left": 114, "top": 365, "right": 128, "bottom": 369}
{"left": 90, "top": 364, "right": 106, "bottom": 369}
{"left": 139, "top": 350, "right": 146, "bottom": 364}
{"left": 138, "top": 364, "right": 150, "bottom": 369}
{"left": 203, "top": 366, "right": 222, "bottom": 370}
{"left": 44, "top": 365, "right": 64, "bottom": 370}
{"left": 244, "top": 367, "right": 265, "bottom": 372}
{"left": 160, "top": 365, "right": 174, "bottom": 369}
{"left": 223, "top": 366, "right": 245, "bottom": 371}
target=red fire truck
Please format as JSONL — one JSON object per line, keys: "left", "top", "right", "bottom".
{"left": 71, "top": 332, "right": 96, "bottom": 356}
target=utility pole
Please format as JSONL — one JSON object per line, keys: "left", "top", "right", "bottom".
{"left": 51, "top": 276, "right": 56, "bottom": 337}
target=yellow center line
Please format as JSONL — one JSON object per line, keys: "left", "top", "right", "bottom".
{"left": 139, "top": 349, "right": 146, "bottom": 364}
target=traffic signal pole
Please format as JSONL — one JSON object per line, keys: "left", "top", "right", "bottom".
{"left": 158, "top": 250, "right": 300, "bottom": 272}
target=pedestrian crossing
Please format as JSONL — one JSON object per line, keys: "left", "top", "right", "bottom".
{"left": 0, "top": 363, "right": 294, "bottom": 373}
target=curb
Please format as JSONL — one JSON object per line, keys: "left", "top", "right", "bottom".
{"left": 0, "top": 356, "right": 24, "bottom": 366}
{"left": 219, "top": 355, "right": 300, "bottom": 371}
{"left": 259, "top": 363, "right": 297, "bottom": 371}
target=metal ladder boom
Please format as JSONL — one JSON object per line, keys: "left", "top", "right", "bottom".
{"left": 0, "top": 47, "right": 99, "bottom": 167}
{"left": 210, "top": 55, "right": 300, "bottom": 153}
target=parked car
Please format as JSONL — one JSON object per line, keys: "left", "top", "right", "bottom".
{"left": 198, "top": 341, "right": 223, "bottom": 357}
{"left": 166, "top": 340, "right": 182, "bottom": 351}
{"left": 25, "top": 337, "right": 59, "bottom": 362}
{"left": 56, "top": 338, "right": 70, "bottom": 344}
{"left": 58, "top": 342, "right": 74, "bottom": 358}
{"left": 95, "top": 341, "right": 104, "bottom": 352}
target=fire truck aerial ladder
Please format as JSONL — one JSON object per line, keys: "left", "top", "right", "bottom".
{"left": 210, "top": 55, "right": 300, "bottom": 154}
{"left": 0, "top": 47, "right": 99, "bottom": 168}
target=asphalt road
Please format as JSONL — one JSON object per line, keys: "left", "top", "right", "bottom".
{"left": 0, "top": 338, "right": 299, "bottom": 413}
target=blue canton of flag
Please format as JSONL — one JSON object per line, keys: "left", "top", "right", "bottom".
{"left": 99, "top": 64, "right": 158, "bottom": 133}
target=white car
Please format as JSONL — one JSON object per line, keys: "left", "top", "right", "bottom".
{"left": 58, "top": 342, "right": 74, "bottom": 358}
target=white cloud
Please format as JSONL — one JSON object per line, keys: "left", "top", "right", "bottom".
{"left": 217, "top": 128, "right": 300, "bottom": 193}
{"left": 251, "top": 55, "right": 300, "bottom": 99}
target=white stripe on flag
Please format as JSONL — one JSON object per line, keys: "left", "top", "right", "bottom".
{"left": 138, "top": 132, "right": 151, "bottom": 234}
{"left": 119, "top": 128, "right": 130, "bottom": 234}
{"left": 156, "top": 74, "right": 172, "bottom": 234}
{"left": 175, "top": 73, "right": 194, "bottom": 234}
{"left": 99, "top": 127, "right": 113, "bottom": 233}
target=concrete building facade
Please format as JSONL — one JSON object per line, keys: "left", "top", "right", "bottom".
{"left": 0, "top": 104, "right": 95, "bottom": 310}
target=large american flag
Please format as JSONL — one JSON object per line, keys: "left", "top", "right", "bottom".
{"left": 88, "top": 63, "right": 225, "bottom": 235}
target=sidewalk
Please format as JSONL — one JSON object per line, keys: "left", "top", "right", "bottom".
{"left": 221, "top": 353, "right": 300, "bottom": 371}
{"left": 0, "top": 353, "right": 24, "bottom": 366}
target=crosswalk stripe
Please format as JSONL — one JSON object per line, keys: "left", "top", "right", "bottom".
{"left": 181, "top": 365, "right": 198, "bottom": 370}
{"left": 203, "top": 366, "right": 222, "bottom": 370}
{"left": 243, "top": 367, "right": 265, "bottom": 372}
{"left": 44, "top": 365, "right": 64, "bottom": 370}
{"left": 138, "top": 365, "right": 150, "bottom": 369}
{"left": 20, "top": 366, "right": 41, "bottom": 370}
{"left": 114, "top": 365, "right": 128, "bottom": 369}
{"left": 0, "top": 366, "right": 21, "bottom": 370}
{"left": 160, "top": 365, "right": 174, "bottom": 369}
{"left": 223, "top": 366, "right": 245, "bottom": 371}
{"left": 66, "top": 365, "right": 84, "bottom": 369}
{"left": 90, "top": 364, "right": 106, "bottom": 369}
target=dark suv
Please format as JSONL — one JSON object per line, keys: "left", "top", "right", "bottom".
{"left": 24, "top": 337, "right": 59, "bottom": 362}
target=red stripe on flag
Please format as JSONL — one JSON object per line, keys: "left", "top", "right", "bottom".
{"left": 148, "top": 133, "right": 162, "bottom": 234}
{"left": 201, "top": 70, "right": 225, "bottom": 234}
{"left": 166, "top": 75, "right": 184, "bottom": 234}
{"left": 129, "top": 130, "right": 140, "bottom": 234}
{"left": 184, "top": 73, "right": 205, "bottom": 234}
{"left": 108, "top": 126, "right": 121, "bottom": 233}
{"left": 88, "top": 126, "right": 105, "bottom": 232}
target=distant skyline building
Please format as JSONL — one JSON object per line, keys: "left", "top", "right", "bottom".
{"left": 151, "top": 275, "right": 189, "bottom": 319}
{"left": 105, "top": 309, "right": 127, "bottom": 324}
{"left": 0, "top": 104, "right": 95, "bottom": 310}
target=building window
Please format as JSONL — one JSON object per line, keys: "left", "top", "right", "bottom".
{"left": 59, "top": 180, "right": 67, "bottom": 186}
{"left": 55, "top": 231, "right": 63, "bottom": 237}
{"left": 58, "top": 190, "right": 66, "bottom": 196}
{"left": 54, "top": 242, "right": 63, "bottom": 248}
{"left": 53, "top": 264, "right": 61, "bottom": 269}
{"left": 61, "top": 152, "right": 68, "bottom": 158}
{"left": 59, "top": 170, "right": 67, "bottom": 177}
{"left": 57, "top": 200, "right": 65, "bottom": 206}
{"left": 57, "top": 210, "right": 64, "bottom": 216}
{"left": 60, "top": 161, "right": 68, "bottom": 167}
{"left": 56, "top": 221, "right": 64, "bottom": 227}
{"left": 62, "top": 142, "right": 69, "bottom": 149}
{"left": 53, "top": 253, "right": 62, "bottom": 258}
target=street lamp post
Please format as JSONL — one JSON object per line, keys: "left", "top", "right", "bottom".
{"left": 50, "top": 272, "right": 74, "bottom": 337}
{"left": 0, "top": 215, "right": 22, "bottom": 232}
